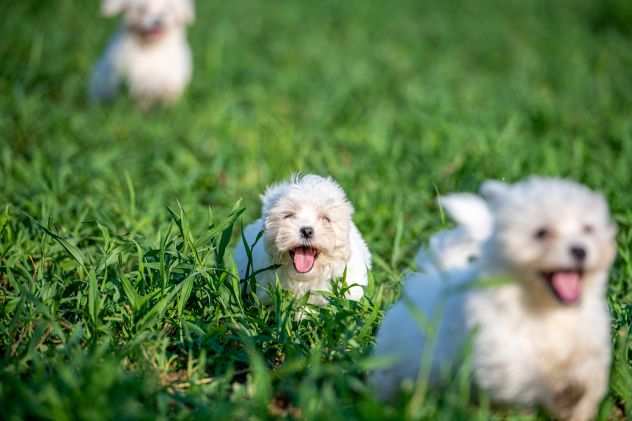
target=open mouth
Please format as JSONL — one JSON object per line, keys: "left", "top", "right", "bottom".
{"left": 289, "top": 246, "right": 319, "bottom": 274}
{"left": 540, "top": 269, "right": 584, "bottom": 305}
{"left": 133, "top": 25, "right": 165, "bottom": 42}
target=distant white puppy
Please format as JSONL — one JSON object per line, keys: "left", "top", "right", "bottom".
{"left": 415, "top": 193, "right": 492, "bottom": 274}
{"left": 372, "top": 177, "right": 616, "bottom": 421}
{"left": 234, "top": 174, "right": 372, "bottom": 305}
{"left": 90, "top": 0, "right": 194, "bottom": 107}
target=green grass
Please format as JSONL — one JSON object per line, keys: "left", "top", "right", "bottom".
{"left": 1, "top": 0, "right": 632, "bottom": 419}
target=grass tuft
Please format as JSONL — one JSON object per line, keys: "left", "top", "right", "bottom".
{"left": 1, "top": 0, "right": 631, "bottom": 419}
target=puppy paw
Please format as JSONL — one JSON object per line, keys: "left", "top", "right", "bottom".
{"left": 550, "top": 382, "right": 586, "bottom": 420}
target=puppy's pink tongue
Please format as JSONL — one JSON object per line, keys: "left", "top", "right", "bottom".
{"left": 292, "top": 247, "right": 316, "bottom": 273}
{"left": 551, "top": 272, "right": 581, "bottom": 303}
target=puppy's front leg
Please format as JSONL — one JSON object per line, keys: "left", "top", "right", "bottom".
{"left": 567, "top": 374, "right": 608, "bottom": 421}
{"left": 560, "top": 355, "right": 609, "bottom": 421}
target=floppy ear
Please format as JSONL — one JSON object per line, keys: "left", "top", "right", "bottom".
{"left": 438, "top": 193, "right": 493, "bottom": 241}
{"left": 175, "top": 0, "right": 195, "bottom": 24}
{"left": 102, "top": 0, "right": 127, "bottom": 16}
{"left": 480, "top": 180, "right": 510, "bottom": 205}
{"left": 427, "top": 230, "right": 449, "bottom": 254}
{"left": 415, "top": 230, "right": 447, "bottom": 272}
{"left": 607, "top": 221, "right": 618, "bottom": 241}
{"left": 260, "top": 182, "right": 289, "bottom": 217}
{"left": 414, "top": 246, "right": 434, "bottom": 272}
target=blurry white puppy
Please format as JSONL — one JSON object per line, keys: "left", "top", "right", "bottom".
{"left": 234, "top": 174, "right": 372, "bottom": 305}
{"left": 372, "top": 177, "right": 616, "bottom": 421}
{"left": 415, "top": 193, "right": 492, "bottom": 274}
{"left": 90, "top": 0, "right": 194, "bottom": 107}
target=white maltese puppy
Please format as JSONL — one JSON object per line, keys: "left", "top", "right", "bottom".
{"left": 372, "top": 177, "right": 617, "bottom": 421}
{"left": 415, "top": 193, "right": 492, "bottom": 274}
{"left": 90, "top": 0, "right": 194, "bottom": 107}
{"left": 234, "top": 174, "right": 372, "bottom": 305}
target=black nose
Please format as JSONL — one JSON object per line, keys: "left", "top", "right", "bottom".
{"left": 150, "top": 17, "right": 163, "bottom": 27}
{"left": 570, "top": 245, "right": 587, "bottom": 262}
{"left": 300, "top": 226, "right": 314, "bottom": 239}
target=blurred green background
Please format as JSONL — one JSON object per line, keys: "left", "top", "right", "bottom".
{"left": 1, "top": 0, "right": 631, "bottom": 419}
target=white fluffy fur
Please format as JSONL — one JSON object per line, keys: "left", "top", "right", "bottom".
{"left": 234, "top": 174, "right": 372, "bottom": 305}
{"left": 415, "top": 193, "right": 492, "bottom": 274}
{"left": 90, "top": 0, "right": 194, "bottom": 107}
{"left": 372, "top": 177, "right": 617, "bottom": 421}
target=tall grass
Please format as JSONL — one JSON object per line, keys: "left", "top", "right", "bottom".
{"left": 1, "top": 0, "right": 631, "bottom": 419}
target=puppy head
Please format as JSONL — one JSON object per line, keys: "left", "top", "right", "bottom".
{"left": 421, "top": 193, "right": 492, "bottom": 272}
{"left": 102, "top": 0, "right": 194, "bottom": 42}
{"left": 261, "top": 174, "right": 353, "bottom": 280}
{"left": 482, "top": 177, "right": 617, "bottom": 306}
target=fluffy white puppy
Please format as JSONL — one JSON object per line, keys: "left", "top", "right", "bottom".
{"left": 415, "top": 193, "right": 492, "bottom": 274}
{"left": 372, "top": 177, "right": 617, "bottom": 421}
{"left": 234, "top": 174, "right": 372, "bottom": 305}
{"left": 90, "top": 0, "right": 194, "bottom": 107}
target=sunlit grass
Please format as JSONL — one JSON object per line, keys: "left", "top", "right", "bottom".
{"left": 1, "top": 0, "right": 631, "bottom": 419}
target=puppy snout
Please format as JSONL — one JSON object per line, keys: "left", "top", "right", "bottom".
{"left": 300, "top": 226, "right": 314, "bottom": 239}
{"left": 569, "top": 245, "right": 587, "bottom": 262}
{"left": 144, "top": 16, "right": 163, "bottom": 28}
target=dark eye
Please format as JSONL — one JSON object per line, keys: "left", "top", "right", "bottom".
{"left": 283, "top": 213, "right": 295, "bottom": 219}
{"left": 321, "top": 215, "right": 331, "bottom": 223}
{"left": 534, "top": 227, "right": 550, "bottom": 240}
{"left": 467, "top": 255, "right": 478, "bottom": 263}
{"left": 583, "top": 224, "right": 594, "bottom": 234}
